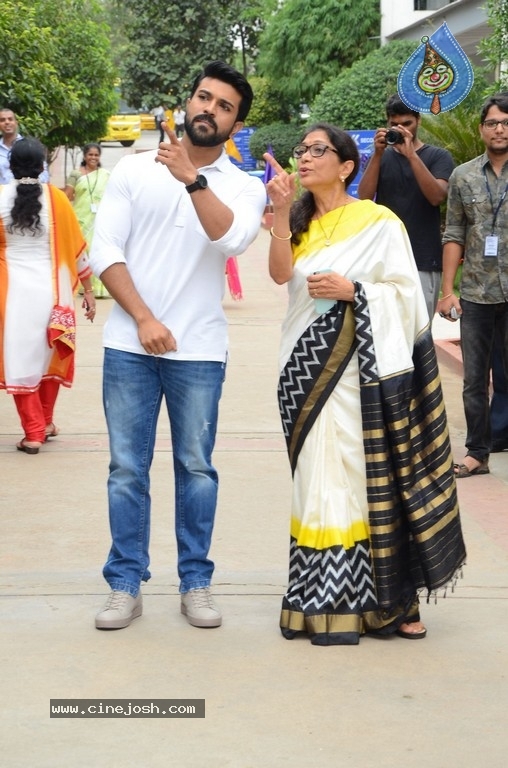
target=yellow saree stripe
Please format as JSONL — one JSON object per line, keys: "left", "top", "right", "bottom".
{"left": 290, "top": 516, "right": 370, "bottom": 550}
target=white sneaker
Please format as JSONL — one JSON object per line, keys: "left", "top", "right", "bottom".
{"left": 181, "top": 587, "right": 222, "bottom": 628}
{"left": 95, "top": 591, "right": 142, "bottom": 630}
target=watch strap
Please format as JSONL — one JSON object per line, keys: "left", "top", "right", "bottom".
{"left": 185, "top": 174, "right": 207, "bottom": 193}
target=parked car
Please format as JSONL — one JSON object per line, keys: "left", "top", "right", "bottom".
{"left": 139, "top": 110, "right": 175, "bottom": 131}
{"left": 100, "top": 114, "right": 141, "bottom": 147}
{"left": 139, "top": 113, "right": 155, "bottom": 130}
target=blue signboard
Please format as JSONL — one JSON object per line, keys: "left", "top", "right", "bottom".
{"left": 228, "top": 127, "right": 257, "bottom": 171}
{"left": 347, "top": 130, "right": 375, "bottom": 198}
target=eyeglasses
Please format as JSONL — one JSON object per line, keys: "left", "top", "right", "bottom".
{"left": 292, "top": 143, "right": 339, "bottom": 159}
{"left": 482, "top": 119, "right": 508, "bottom": 130}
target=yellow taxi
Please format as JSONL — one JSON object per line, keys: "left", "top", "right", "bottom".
{"left": 138, "top": 110, "right": 175, "bottom": 131}
{"left": 139, "top": 113, "right": 155, "bottom": 130}
{"left": 100, "top": 114, "right": 141, "bottom": 147}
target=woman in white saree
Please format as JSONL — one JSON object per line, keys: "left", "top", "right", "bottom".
{"left": 265, "top": 124, "right": 465, "bottom": 646}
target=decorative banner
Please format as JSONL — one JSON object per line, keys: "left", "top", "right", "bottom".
{"left": 397, "top": 22, "right": 474, "bottom": 114}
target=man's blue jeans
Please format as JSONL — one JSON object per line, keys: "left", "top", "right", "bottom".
{"left": 460, "top": 299, "right": 508, "bottom": 460}
{"left": 102, "top": 348, "right": 226, "bottom": 596}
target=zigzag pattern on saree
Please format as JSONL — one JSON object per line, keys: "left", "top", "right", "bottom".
{"left": 278, "top": 310, "right": 343, "bottom": 440}
{"left": 286, "top": 537, "right": 377, "bottom": 612}
{"left": 353, "top": 282, "right": 378, "bottom": 384}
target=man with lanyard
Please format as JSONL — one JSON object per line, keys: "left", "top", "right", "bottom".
{"left": 0, "top": 108, "right": 49, "bottom": 183}
{"left": 438, "top": 92, "right": 508, "bottom": 477}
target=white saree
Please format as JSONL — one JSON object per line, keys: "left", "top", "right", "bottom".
{"left": 278, "top": 200, "right": 465, "bottom": 645}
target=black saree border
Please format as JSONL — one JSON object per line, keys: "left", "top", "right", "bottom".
{"left": 353, "top": 282, "right": 466, "bottom": 604}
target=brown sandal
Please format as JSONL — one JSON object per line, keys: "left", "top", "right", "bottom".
{"left": 453, "top": 458, "right": 489, "bottom": 478}
{"left": 16, "top": 439, "right": 42, "bottom": 455}
{"left": 45, "top": 423, "right": 60, "bottom": 441}
{"left": 396, "top": 622, "right": 427, "bottom": 640}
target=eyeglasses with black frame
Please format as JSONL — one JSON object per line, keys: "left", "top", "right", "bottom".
{"left": 292, "top": 143, "right": 339, "bottom": 159}
{"left": 482, "top": 119, "right": 508, "bottom": 130}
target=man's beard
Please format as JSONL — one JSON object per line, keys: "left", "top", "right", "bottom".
{"left": 184, "top": 114, "right": 231, "bottom": 147}
{"left": 489, "top": 143, "right": 508, "bottom": 155}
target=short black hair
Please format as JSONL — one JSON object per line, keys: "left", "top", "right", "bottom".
{"left": 480, "top": 92, "right": 508, "bottom": 123}
{"left": 385, "top": 94, "right": 420, "bottom": 120}
{"left": 189, "top": 61, "right": 254, "bottom": 123}
{"left": 80, "top": 142, "right": 102, "bottom": 167}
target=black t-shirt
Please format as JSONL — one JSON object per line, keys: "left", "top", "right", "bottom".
{"left": 376, "top": 144, "right": 454, "bottom": 271}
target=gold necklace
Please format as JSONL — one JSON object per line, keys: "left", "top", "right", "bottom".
{"left": 316, "top": 201, "right": 349, "bottom": 246}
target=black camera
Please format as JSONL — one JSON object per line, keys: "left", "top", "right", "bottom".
{"left": 385, "top": 128, "right": 404, "bottom": 145}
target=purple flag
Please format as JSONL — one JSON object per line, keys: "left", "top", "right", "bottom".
{"left": 263, "top": 145, "right": 277, "bottom": 184}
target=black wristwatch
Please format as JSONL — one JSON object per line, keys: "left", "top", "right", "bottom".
{"left": 185, "top": 174, "right": 208, "bottom": 193}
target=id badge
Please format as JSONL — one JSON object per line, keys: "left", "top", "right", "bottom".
{"left": 484, "top": 235, "right": 499, "bottom": 257}
{"left": 90, "top": 203, "right": 98, "bottom": 214}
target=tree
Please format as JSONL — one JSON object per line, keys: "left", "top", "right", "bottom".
{"left": 40, "top": 0, "right": 118, "bottom": 152}
{"left": 228, "top": 0, "right": 279, "bottom": 76}
{"left": 257, "top": 0, "right": 380, "bottom": 106}
{"left": 0, "top": 0, "right": 117, "bottom": 155}
{"left": 478, "top": 0, "right": 508, "bottom": 91}
{"left": 247, "top": 77, "right": 292, "bottom": 126}
{"left": 309, "top": 41, "right": 416, "bottom": 129}
{"left": 0, "top": 1, "right": 73, "bottom": 139}
{"left": 115, "top": 0, "right": 240, "bottom": 109}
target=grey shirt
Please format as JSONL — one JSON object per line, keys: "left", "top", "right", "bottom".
{"left": 443, "top": 152, "right": 508, "bottom": 303}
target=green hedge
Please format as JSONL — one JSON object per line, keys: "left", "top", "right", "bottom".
{"left": 249, "top": 122, "right": 304, "bottom": 168}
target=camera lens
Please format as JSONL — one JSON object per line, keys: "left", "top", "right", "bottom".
{"left": 385, "top": 129, "right": 404, "bottom": 145}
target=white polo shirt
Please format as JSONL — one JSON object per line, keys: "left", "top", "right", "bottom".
{"left": 90, "top": 148, "right": 265, "bottom": 361}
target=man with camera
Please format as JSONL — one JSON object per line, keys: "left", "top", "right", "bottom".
{"left": 358, "top": 94, "right": 454, "bottom": 320}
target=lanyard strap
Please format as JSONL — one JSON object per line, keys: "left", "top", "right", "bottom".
{"left": 483, "top": 166, "right": 508, "bottom": 233}
{"left": 85, "top": 171, "right": 99, "bottom": 200}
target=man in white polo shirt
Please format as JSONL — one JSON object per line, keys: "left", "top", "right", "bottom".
{"left": 90, "top": 61, "right": 265, "bottom": 632}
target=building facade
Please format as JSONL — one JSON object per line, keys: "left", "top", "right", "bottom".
{"left": 381, "top": 0, "right": 489, "bottom": 68}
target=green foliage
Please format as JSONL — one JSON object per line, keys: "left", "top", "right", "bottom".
{"left": 0, "top": 0, "right": 117, "bottom": 155}
{"left": 419, "top": 105, "right": 485, "bottom": 167}
{"left": 249, "top": 122, "right": 304, "bottom": 167}
{"left": 41, "top": 1, "right": 118, "bottom": 152}
{"left": 418, "top": 70, "right": 491, "bottom": 166}
{"left": 115, "top": 0, "right": 241, "bottom": 108}
{"left": 257, "top": 0, "right": 380, "bottom": 105}
{"left": 0, "top": 1, "right": 73, "bottom": 139}
{"left": 310, "top": 41, "right": 416, "bottom": 129}
{"left": 229, "top": 0, "right": 279, "bottom": 76}
{"left": 246, "top": 77, "right": 292, "bottom": 126}
{"left": 478, "top": 0, "right": 508, "bottom": 90}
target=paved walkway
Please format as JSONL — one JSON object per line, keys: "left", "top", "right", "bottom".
{"left": 1, "top": 134, "right": 507, "bottom": 766}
